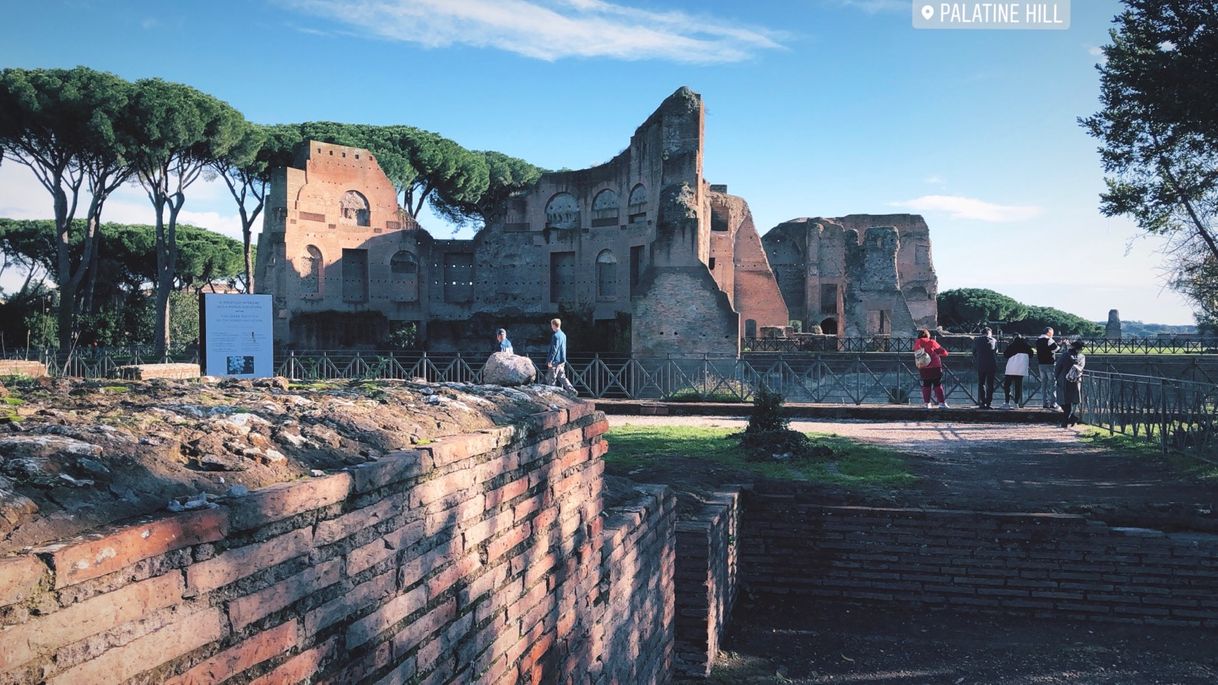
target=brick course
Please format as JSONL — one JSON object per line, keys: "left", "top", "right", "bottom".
{"left": 0, "top": 403, "right": 676, "bottom": 685}
{"left": 740, "top": 492, "right": 1218, "bottom": 626}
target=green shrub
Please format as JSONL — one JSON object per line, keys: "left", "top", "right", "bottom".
{"left": 746, "top": 385, "right": 788, "bottom": 434}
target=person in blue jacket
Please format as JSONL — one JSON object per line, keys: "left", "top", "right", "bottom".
{"left": 495, "top": 328, "right": 513, "bottom": 354}
{"left": 546, "top": 318, "right": 577, "bottom": 394}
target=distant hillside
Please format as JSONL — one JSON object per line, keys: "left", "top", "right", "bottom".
{"left": 1100, "top": 321, "right": 1198, "bottom": 337}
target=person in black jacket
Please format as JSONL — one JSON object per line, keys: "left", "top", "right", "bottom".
{"left": 972, "top": 328, "right": 998, "bottom": 408}
{"left": 1034, "top": 327, "right": 1060, "bottom": 409}
{"left": 1054, "top": 340, "right": 1086, "bottom": 427}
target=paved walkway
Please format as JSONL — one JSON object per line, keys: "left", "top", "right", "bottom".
{"left": 609, "top": 416, "right": 1218, "bottom": 515}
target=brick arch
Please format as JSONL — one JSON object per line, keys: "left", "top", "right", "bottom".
{"left": 545, "top": 192, "right": 580, "bottom": 230}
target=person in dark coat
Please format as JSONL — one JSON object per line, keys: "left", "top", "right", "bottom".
{"left": 1054, "top": 340, "right": 1086, "bottom": 427}
{"left": 972, "top": 327, "right": 998, "bottom": 409}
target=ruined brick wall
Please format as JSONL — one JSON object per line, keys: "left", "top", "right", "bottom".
{"left": 740, "top": 493, "right": 1218, "bottom": 627}
{"left": 709, "top": 191, "right": 790, "bottom": 337}
{"left": 674, "top": 489, "right": 739, "bottom": 679}
{"left": 630, "top": 92, "right": 740, "bottom": 358}
{"left": 256, "top": 141, "right": 425, "bottom": 348}
{"left": 260, "top": 89, "right": 789, "bottom": 355}
{"left": 761, "top": 215, "right": 938, "bottom": 336}
{"left": 833, "top": 214, "right": 937, "bottom": 331}
{"left": 0, "top": 406, "right": 677, "bottom": 685}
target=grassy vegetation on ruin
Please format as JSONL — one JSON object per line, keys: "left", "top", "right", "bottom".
{"left": 1079, "top": 426, "right": 1218, "bottom": 480}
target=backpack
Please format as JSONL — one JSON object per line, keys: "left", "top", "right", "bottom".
{"left": 1065, "top": 365, "right": 1081, "bottom": 383}
{"left": 914, "top": 347, "right": 932, "bottom": 369}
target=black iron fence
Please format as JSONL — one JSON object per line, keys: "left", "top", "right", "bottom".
{"left": 1080, "top": 371, "right": 1218, "bottom": 458}
{"left": 9, "top": 346, "right": 1218, "bottom": 456}
{"left": 3, "top": 346, "right": 200, "bottom": 378}
{"left": 270, "top": 351, "right": 1052, "bottom": 406}
{"left": 744, "top": 336, "right": 1218, "bottom": 355}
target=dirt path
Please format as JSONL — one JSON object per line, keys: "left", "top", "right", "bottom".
{"left": 608, "top": 416, "right": 1218, "bottom": 515}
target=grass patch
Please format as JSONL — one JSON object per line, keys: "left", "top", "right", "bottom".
{"left": 1080, "top": 426, "right": 1218, "bottom": 480}
{"left": 605, "top": 425, "right": 915, "bottom": 488}
{"left": 100, "top": 385, "right": 130, "bottom": 393}
{"left": 2, "top": 397, "right": 24, "bottom": 406}
{"left": 666, "top": 388, "right": 747, "bottom": 403}
{"left": 289, "top": 380, "right": 340, "bottom": 391}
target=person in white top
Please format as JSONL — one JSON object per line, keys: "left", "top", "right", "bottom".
{"left": 1001, "top": 334, "right": 1034, "bottom": 409}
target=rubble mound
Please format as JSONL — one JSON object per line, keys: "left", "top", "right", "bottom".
{"left": 0, "top": 376, "right": 578, "bottom": 554}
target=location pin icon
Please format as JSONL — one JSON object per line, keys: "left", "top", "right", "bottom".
{"left": 920, "top": 4, "right": 934, "bottom": 20}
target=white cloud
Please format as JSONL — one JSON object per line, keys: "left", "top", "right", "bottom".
{"left": 1086, "top": 44, "right": 1107, "bottom": 65}
{"left": 891, "top": 194, "right": 1042, "bottom": 223}
{"left": 278, "top": 0, "right": 785, "bottom": 64}
{"left": 0, "top": 164, "right": 247, "bottom": 240}
{"left": 922, "top": 174, "right": 946, "bottom": 186}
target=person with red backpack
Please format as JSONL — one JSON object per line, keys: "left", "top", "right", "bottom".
{"left": 913, "top": 329, "right": 950, "bottom": 409}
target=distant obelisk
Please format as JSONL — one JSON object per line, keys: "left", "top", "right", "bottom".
{"left": 1105, "top": 309, "right": 1121, "bottom": 339}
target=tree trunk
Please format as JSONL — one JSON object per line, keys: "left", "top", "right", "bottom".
{"left": 1159, "top": 160, "right": 1218, "bottom": 261}
{"left": 241, "top": 205, "right": 255, "bottom": 293}
{"left": 153, "top": 195, "right": 172, "bottom": 358}
{"left": 53, "top": 185, "right": 75, "bottom": 352}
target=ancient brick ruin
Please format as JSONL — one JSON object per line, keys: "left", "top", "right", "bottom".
{"left": 762, "top": 214, "right": 938, "bottom": 336}
{"left": 256, "top": 88, "right": 938, "bottom": 354}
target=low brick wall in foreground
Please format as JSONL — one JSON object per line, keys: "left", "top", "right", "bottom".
{"left": 0, "top": 403, "right": 676, "bottom": 685}
{"left": 674, "top": 489, "right": 739, "bottom": 678}
{"left": 741, "top": 492, "right": 1218, "bottom": 627}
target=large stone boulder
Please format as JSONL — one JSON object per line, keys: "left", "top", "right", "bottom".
{"left": 482, "top": 352, "right": 537, "bottom": 386}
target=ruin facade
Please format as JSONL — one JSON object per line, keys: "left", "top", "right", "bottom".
{"left": 256, "top": 88, "right": 791, "bottom": 356}
{"left": 761, "top": 215, "right": 938, "bottom": 336}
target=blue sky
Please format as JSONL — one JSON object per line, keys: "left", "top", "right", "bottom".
{"left": 0, "top": 0, "right": 1194, "bottom": 324}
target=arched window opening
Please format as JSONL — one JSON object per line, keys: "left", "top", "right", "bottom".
{"left": 545, "top": 193, "right": 580, "bottom": 230}
{"left": 596, "top": 250, "right": 617, "bottom": 299}
{"left": 389, "top": 250, "right": 418, "bottom": 302}
{"left": 627, "top": 184, "right": 647, "bottom": 223}
{"left": 390, "top": 250, "right": 417, "bottom": 275}
{"left": 302, "top": 245, "right": 322, "bottom": 295}
{"left": 340, "top": 190, "right": 370, "bottom": 227}
{"left": 591, "top": 189, "right": 619, "bottom": 227}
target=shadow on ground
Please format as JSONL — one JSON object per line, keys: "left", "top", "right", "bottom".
{"left": 690, "top": 601, "right": 1218, "bottom": 685}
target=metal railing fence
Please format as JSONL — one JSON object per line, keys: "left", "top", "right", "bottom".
{"left": 1080, "top": 371, "right": 1218, "bottom": 458}
{"left": 744, "top": 336, "right": 1218, "bottom": 355}
{"left": 270, "top": 351, "right": 1054, "bottom": 407}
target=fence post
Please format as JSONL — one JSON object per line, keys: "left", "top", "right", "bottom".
{"left": 1159, "top": 378, "right": 1168, "bottom": 454}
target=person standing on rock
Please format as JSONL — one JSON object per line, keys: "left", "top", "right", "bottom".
{"left": 913, "top": 329, "right": 950, "bottom": 409}
{"left": 496, "top": 328, "right": 513, "bottom": 354}
{"left": 1001, "top": 333, "right": 1033, "bottom": 408}
{"left": 972, "top": 327, "right": 998, "bottom": 409}
{"left": 1035, "top": 327, "right": 1061, "bottom": 410}
{"left": 547, "top": 318, "right": 577, "bottom": 394}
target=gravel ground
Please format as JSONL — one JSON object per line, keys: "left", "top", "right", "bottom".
{"left": 607, "top": 416, "right": 1218, "bottom": 514}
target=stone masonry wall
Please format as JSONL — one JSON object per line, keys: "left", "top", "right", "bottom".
{"left": 674, "top": 490, "right": 739, "bottom": 679}
{"left": 0, "top": 404, "right": 676, "bottom": 685}
{"left": 740, "top": 493, "right": 1218, "bottom": 627}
